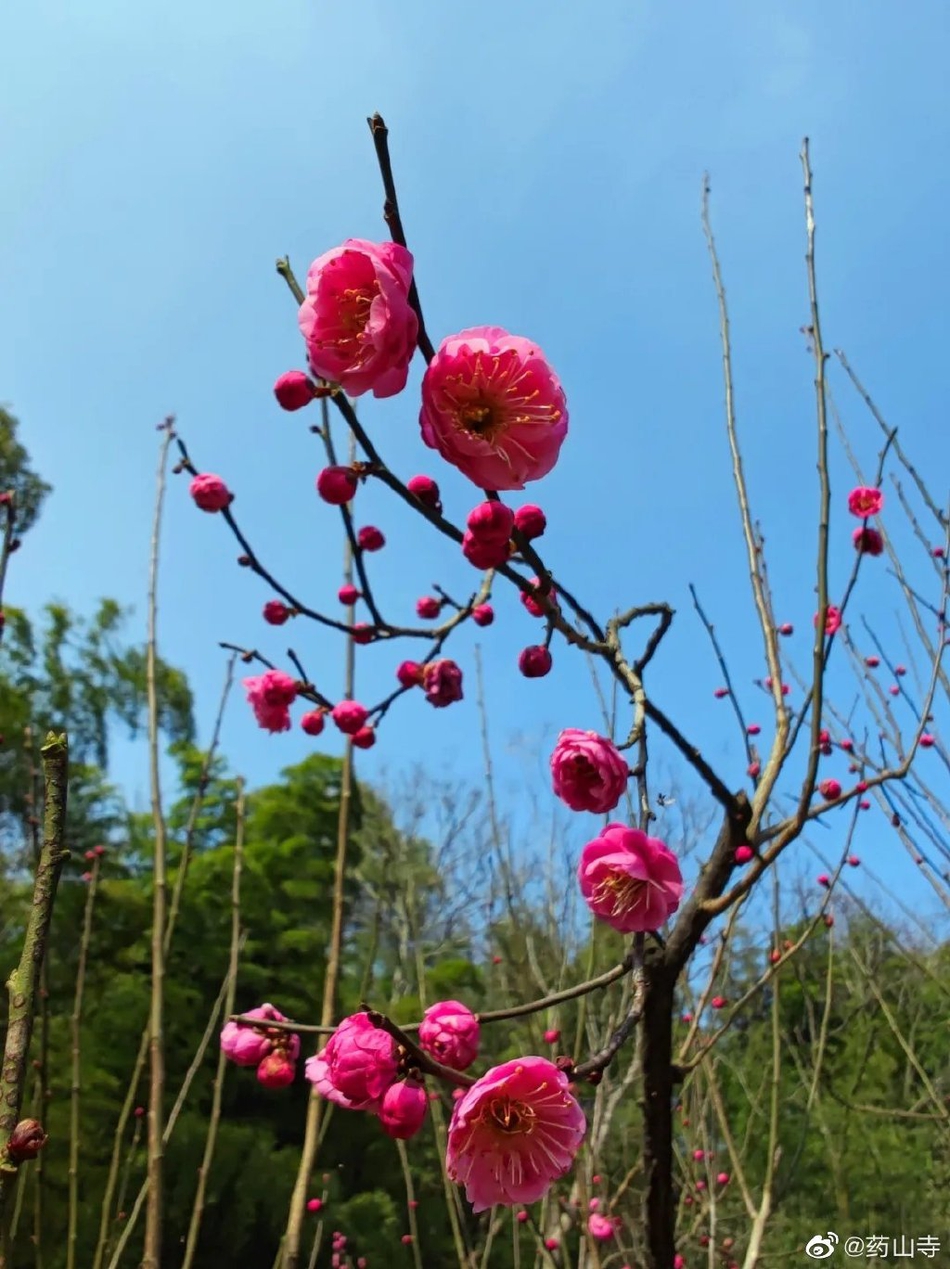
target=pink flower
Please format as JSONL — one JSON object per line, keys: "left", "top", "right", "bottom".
{"left": 397, "top": 660, "right": 424, "bottom": 688}
{"left": 847, "top": 854, "right": 860, "bottom": 867}
{"left": 243, "top": 670, "right": 298, "bottom": 733}
{"left": 818, "top": 778, "right": 841, "bottom": 800}
{"left": 418, "top": 1001, "right": 480, "bottom": 1071}
{"left": 338, "top": 583, "right": 360, "bottom": 605}
{"left": 462, "top": 530, "right": 510, "bottom": 569}
{"left": 300, "top": 710, "right": 326, "bottom": 737}
{"left": 920, "top": 733, "right": 935, "bottom": 748}
{"left": 717, "top": 1172, "right": 730, "bottom": 1185}
{"left": 674, "top": 1257, "right": 685, "bottom": 1269}
{"left": 274, "top": 370, "right": 317, "bottom": 411}
{"left": 710, "top": 996, "right": 727, "bottom": 1010}
{"left": 814, "top": 605, "right": 842, "bottom": 635}
{"left": 933, "top": 545, "right": 946, "bottom": 559}
{"left": 778, "top": 622, "right": 794, "bottom": 635}
{"left": 817, "top": 873, "right": 830, "bottom": 888}
{"left": 263, "top": 600, "right": 291, "bottom": 626}
{"left": 544, "top": 1239, "right": 559, "bottom": 1251}
{"left": 257, "top": 1050, "right": 297, "bottom": 1089}
{"left": 378, "top": 1079, "right": 428, "bottom": 1139}
{"left": 446, "top": 1057, "right": 586, "bottom": 1212}
{"left": 587, "top": 1214, "right": 615, "bottom": 1241}
{"left": 407, "top": 474, "right": 441, "bottom": 510}
{"left": 420, "top": 327, "right": 568, "bottom": 490}
{"left": 693, "top": 1148, "right": 704, "bottom": 1161}
{"left": 734, "top": 845, "right": 753, "bottom": 865}
{"left": 316, "top": 466, "right": 358, "bottom": 505}
{"left": 422, "top": 659, "right": 464, "bottom": 708}
{"left": 865, "top": 655, "right": 880, "bottom": 668}
{"left": 895, "top": 664, "right": 906, "bottom": 676}
{"left": 331, "top": 701, "right": 369, "bottom": 735}
{"left": 306, "top": 1198, "right": 323, "bottom": 1213}
{"left": 472, "top": 604, "right": 494, "bottom": 627}
{"left": 221, "top": 1003, "right": 299, "bottom": 1067}
{"left": 550, "top": 729, "right": 629, "bottom": 814}
{"left": 516, "top": 1210, "right": 529, "bottom": 1223}
{"left": 514, "top": 505, "right": 547, "bottom": 540}
{"left": 352, "top": 726, "right": 376, "bottom": 750}
{"left": 189, "top": 473, "right": 232, "bottom": 513}
{"left": 588, "top": 1197, "right": 600, "bottom": 1210}
{"left": 358, "top": 525, "right": 385, "bottom": 552}
{"left": 351, "top": 622, "right": 376, "bottom": 645}
{"left": 853, "top": 526, "right": 884, "bottom": 556}
{"left": 305, "top": 1012, "right": 399, "bottom": 1110}
{"left": 518, "top": 646, "right": 552, "bottom": 678}
{"left": 577, "top": 824, "right": 683, "bottom": 933}
{"left": 848, "top": 486, "right": 884, "bottom": 518}
{"left": 298, "top": 239, "right": 418, "bottom": 398}
{"left": 746, "top": 723, "right": 761, "bottom": 736}
{"left": 416, "top": 596, "right": 441, "bottom": 620}
{"left": 467, "top": 501, "right": 515, "bottom": 543}
{"left": 521, "top": 577, "right": 558, "bottom": 618}
{"left": 713, "top": 687, "right": 729, "bottom": 699}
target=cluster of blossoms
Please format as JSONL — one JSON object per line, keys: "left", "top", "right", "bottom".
{"left": 220, "top": 1004, "right": 300, "bottom": 1089}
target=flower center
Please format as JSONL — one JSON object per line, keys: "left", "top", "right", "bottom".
{"left": 485, "top": 1096, "right": 536, "bottom": 1136}
{"left": 340, "top": 287, "right": 373, "bottom": 335}
{"left": 593, "top": 871, "right": 646, "bottom": 919}
{"left": 570, "top": 754, "right": 594, "bottom": 781}
{"left": 458, "top": 402, "right": 497, "bottom": 438}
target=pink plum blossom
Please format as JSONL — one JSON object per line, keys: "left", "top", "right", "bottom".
{"left": 298, "top": 239, "right": 418, "bottom": 398}
{"left": 243, "top": 670, "right": 298, "bottom": 733}
{"left": 853, "top": 526, "right": 884, "bottom": 556}
{"left": 520, "top": 577, "right": 558, "bottom": 618}
{"left": 472, "top": 603, "right": 494, "bottom": 627}
{"left": 316, "top": 466, "right": 358, "bottom": 505}
{"left": 420, "top": 327, "right": 568, "bottom": 490}
{"left": 189, "top": 473, "right": 232, "bottom": 513}
{"left": 587, "top": 1214, "right": 616, "bottom": 1240}
{"left": 514, "top": 504, "right": 546, "bottom": 539}
{"left": 577, "top": 824, "right": 683, "bottom": 933}
{"left": 848, "top": 486, "right": 884, "bottom": 518}
{"left": 418, "top": 1001, "right": 480, "bottom": 1071}
{"left": 422, "top": 659, "right": 464, "bottom": 708}
{"left": 378, "top": 1079, "right": 428, "bottom": 1139}
{"left": 446, "top": 1057, "right": 586, "bottom": 1212}
{"left": 814, "top": 605, "right": 842, "bottom": 635}
{"left": 331, "top": 701, "right": 369, "bottom": 735}
{"left": 467, "top": 501, "right": 515, "bottom": 543}
{"left": 550, "top": 729, "right": 630, "bottom": 814}
{"left": 305, "top": 1012, "right": 398, "bottom": 1110}
{"left": 519, "top": 646, "right": 552, "bottom": 677}
{"left": 221, "top": 1004, "right": 290, "bottom": 1067}
{"left": 257, "top": 1050, "right": 297, "bottom": 1089}
{"left": 273, "top": 370, "right": 317, "bottom": 411}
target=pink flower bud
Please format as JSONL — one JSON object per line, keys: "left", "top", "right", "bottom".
{"left": 734, "top": 845, "right": 753, "bottom": 865}
{"left": 472, "top": 603, "right": 494, "bottom": 627}
{"left": 350, "top": 623, "right": 376, "bottom": 644}
{"left": 338, "top": 584, "right": 360, "bottom": 605}
{"left": 514, "top": 504, "right": 546, "bottom": 540}
{"left": 358, "top": 525, "right": 385, "bottom": 552}
{"left": 467, "top": 500, "right": 514, "bottom": 542}
{"left": 300, "top": 710, "right": 326, "bottom": 737}
{"left": 416, "top": 596, "right": 442, "bottom": 619}
{"left": 920, "top": 733, "right": 935, "bottom": 747}
{"left": 746, "top": 723, "right": 761, "bottom": 736}
{"left": 257, "top": 1050, "right": 297, "bottom": 1089}
{"left": 422, "top": 659, "right": 464, "bottom": 708}
{"left": 847, "top": 854, "right": 860, "bottom": 866}
{"left": 818, "top": 778, "right": 841, "bottom": 800}
{"left": 587, "top": 1213, "right": 614, "bottom": 1241}
{"left": 263, "top": 600, "right": 291, "bottom": 626}
{"left": 717, "top": 1171, "right": 730, "bottom": 1185}
{"left": 84, "top": 849, "right": 95, "bottom": 861}
{"left": 543, "top": 1028, "right": 560, "bottom": 1044}
{"left": 778, "top": 622, "right": 794, "bottom": 635}
{"left": 895, "top": 664, "right": 907, "bottom": 676}
{"left": 853, "top": 526, "right": 884, "bottom": 555}
{"left": 94, "top": 845, "right": 106, "bottom": 857}
{"left": 817, "top": 873, "right": 830, "bottom": 888}
{"left": 933, "top": 545, "right": 946, "bottom": 559}
{"left": 407, "top": 474, "right": 441, "bottom": 509}
{"left": 824, "top": 913, "right": 835, "bottom": 927}
{"left": 134, "top": 1105, "right": 145, "bottom": 1117}
{"left": 856, "top": 780, "right": 868, "bottom": 792}
{"left": 769, "top": 949, "right": 781, "bottom": 964}
{"left": 307, "top": 1198, "right": 323, "bottom": 1213}
{"left": 681, "top": 1012, "right": 693, "bottom": 1023}
{"left": 81, "top": 871, "right": 92, "bottom": 882}
{"left": 521, "top": 577, "right": 557, "bottom": 618}
{"left": 713, "top": 687, "right": 728, "bottom": 698}
{"left": 221, "top": 1004, "right": 299, "bottom": 1068}
{"left": 865, "top": 655, "right": 880, "bottom": 667}
{"left": 401, "top": 1235, "right": 413, "bottom": 1245}
{"left": 588, "top": 1197, "right": 600, "bottom": 1211}
{"left": 419, "top": 1001, "right": 480, "bottom": 1071}
{"left": 889, "top": 685, "right": 900, "bottom": 696}
{"left": 545, "top": 1239, "right": 559, "bottom": 1251}
{"left": 693, "top": 1149, "right": 704, "bottom": 1161}
{"left": 550, "top": 729, "right": 629, "bottom": 814}
{"left": 516, "top": 1209, "right": 529, "bottom": 1223}
{"left": 397, "top": 661, "right": 424, "bottom": 688}
{"left": 316, "top": 466, "right": 358, "bottom": 506}
{"left": 840, "top": 738, "right": 854, "bottom": 751}
{"left": 462, "top": 530, "right": 510, "bottom": 569}
{"left": 859, "top": 799, "right": 870, "bottom": 810}
{"left": 274, "top": 371, "right": 317, "bottom": 411}
{"left": 352, "top": 726, "right": 376, "bottom": 750}
{"left": 747, "top": 762, "right": 761, "bottom": 778}
{"left": 696, "top": 1180, "right": 707, "bottom": 1191}
{"left": 378, "top": 1078, "right": 428, "bottom": 1139}
{"left": 331, "top": 701, "right": 369, "bottom": 735}
{"left": 5, "top": 1119, "right": 47, "bottom": 1163}
{"left": 814, "top": 605, "right": 842, "bottom": 636}
{"left": 710, "top": 996, "right": 727, "bottom": 1010}
{"left": 243, "top": 669, "right": 299, "bottom": 734}
{"left": 518, "top": 645, "right": 552, "bottom": 678}
{"left": 189, "top": 473, "right": 232, "bottom": 513}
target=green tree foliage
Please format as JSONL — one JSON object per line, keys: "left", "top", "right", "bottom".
{"left": 0, "top": 407, "right": 50, "bottom": 538}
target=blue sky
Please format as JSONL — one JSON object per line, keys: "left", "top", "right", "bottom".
{"left": 2, "top": 0, "right": 949, "bottom": 929}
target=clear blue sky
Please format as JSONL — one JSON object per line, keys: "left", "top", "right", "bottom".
{"left": 2, "top": 0, "right": 948, "bottom": 929}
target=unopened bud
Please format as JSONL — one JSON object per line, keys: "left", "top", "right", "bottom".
{"left": 6, "top": 1119, "right": 47, "bottom": 1163}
